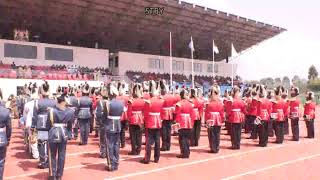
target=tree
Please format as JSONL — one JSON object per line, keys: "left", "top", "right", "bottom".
{"left": 282, "top": 76, "right": 291, "bottom": 89}
{"left": 265, "top": 77, "right": 275, "bottom": 89}
{"left": 260, "top": 78, "right": 267, "bottom": 86}
{"left": 292, "top": 75, "right": 300, "bottom": 85}
{"left": 274, "top": 78, "right": 282, "bottom": 87}
{"left": 296, "top": 78, "right": 308, "bottom": 94}
{"left": 308, "top": 65, "right": 318, "bottom": 80}
{"left": 307, "top": 78, "right": 320, "bottom": 91}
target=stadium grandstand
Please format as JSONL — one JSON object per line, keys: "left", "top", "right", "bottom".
{"left": 0, "top": 0, "right": 284, "bottom": 79}
{"left": 3, "top": 1, "right": 313, "bottom": 180}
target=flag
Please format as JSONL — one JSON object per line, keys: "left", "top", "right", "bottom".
{"left": 231, "top": 43, "right": 238, "bottom": 57}
{"left": 189, "top": 36, "right": 194, "bottom": 52}
{"left": 213, "top": 40, "right": 219, "bottom": 54}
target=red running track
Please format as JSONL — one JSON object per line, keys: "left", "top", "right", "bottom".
{"left": 4, "top": 107, "right": 320, "bottom": 180}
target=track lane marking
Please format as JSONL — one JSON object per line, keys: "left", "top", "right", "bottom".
{"left": 221, "top": 153, "right": 320, "bottom": 180}
{"left": 4, "top": 144, "right": 209, "bottom": 179}
{"left": 104, "top": 139, "right": 317, "bottom": 180}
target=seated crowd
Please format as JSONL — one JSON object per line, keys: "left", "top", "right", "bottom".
{"left": 0, "top": 62, "right": 112, "bottom": 80}
{"left": 126, "top": 70, "right": 242, "bottom": 86}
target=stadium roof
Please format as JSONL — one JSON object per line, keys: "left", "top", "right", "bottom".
{"left": 0, "top": 0, "right": 286, "bottom": 61}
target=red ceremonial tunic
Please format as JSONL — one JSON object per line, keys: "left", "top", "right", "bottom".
{"left": 161, "top": 94, "right": 176, "bottom": 120}
{"left": 304, "top": 101, "right": 316, "bottom": 120}
{"left": 175, "top": 99, "right": 194, "bottom": 129}
{"left": 225, "top": 98, "right": 246, "bottom": 123}
{"left": 127, "top": 98, "right": 145, "bottom": 125}
{"left": 289, "top": 98, "right": 300, "bottom": 119}
{"left": 257, "top": 98, "right": 272, "bottom": 121}
{"left": 190, "top": 97, "right": 203, "bottom": 121}
{"left": 271, "top": 99, "right": 286, "bottom": 121}
{"left": 143, "top": 97, "right": 164, "bottom": 129}
{"left": 116, "top": 95, "right": 130, "bottom": 121}
{"left": 246, "top": 97, "right": 258, "bottom": 116}
{"left": 283, "top": 99, "right": 290, "bottom": 118}
{"left": 90, "top": 95, "right": 97, "bottom": 110}
{"left": 205, "top": 100, "right": 225, "bottom": 126}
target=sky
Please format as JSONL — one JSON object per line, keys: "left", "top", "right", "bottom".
{"left": 183, "top": 0, "right": 320, "bottom": 80}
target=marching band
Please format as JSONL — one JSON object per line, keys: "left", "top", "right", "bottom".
{"left": 0, "top": 79, "right": 317, "bottom": 180}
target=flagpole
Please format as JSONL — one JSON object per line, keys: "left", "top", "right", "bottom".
{"left": 212, "top": 40, "right": 215, "bottom": 78}
{"left": 191, "top": 50, "right": 194, "bottom": 88}
{"left": 191, "top": 38, "right": 194, "bottom": 88}
{"left": 170, "top": 32, "right": 173, "bottom": 88}
{"left": 231, "top": 62, "right": 234, "bottom": 87}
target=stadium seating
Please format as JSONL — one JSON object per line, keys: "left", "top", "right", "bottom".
{"left": 0, "top": 63, "right": 113, "bottom": 81}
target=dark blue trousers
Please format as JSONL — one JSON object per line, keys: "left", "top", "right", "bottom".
{"left": 48, "top": 140, "right": 67, "bottom": 177}
{"left": 79, "top": 119, "right": 90, "bottom": 144}
{"left": 0, "top": 146, "right": 7, "bottom": 179}
{"left": 144, "top": 129, "right": 161, "bottom": 162}
{"left": 97, "top": 117, "right": 106, "bottom": 155}
{"left": 38, "top": 139, "right": 48, "bottom": 166}
{"left": 161, "top": 120, "right": 173, "bottom": 151}
{"left": 105, "top": 132, "right": 120, "bottom": 169}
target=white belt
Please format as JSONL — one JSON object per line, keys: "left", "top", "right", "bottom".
{"left": 80, "top": 107, "right": 90, "bottom": 110}
{"left": 163, "top": 107, "right": 174, "bottom": 110}
{"left": 210, "top": 112, "right": 220, "bottom": 115}
{"left": 53, "top": 123, "right": 66, "bottom": 127}
{"left": 108, "top": 116, "right": 121, "bottom": 120}
{"left": 149, "top": 112, "right": 160, "bottom": 116}
{"left": 270, "top": 113, "right": 278, "bottom": 118}
{"left": 132, "top": 111, "right": 142, "bottom": 114}
{"left": 277, "top": 109, "right": 283, "bottom": 112}
{"left": 180, "top": 113, "right": 190, "bottom": 117}
{"left": 261, "top": 109, "right": 268, "bottom": 112}
{"left": 0, "top": 127, "right": 6, "bottom": 132}
{"left": 232, "top": 109, "right": 241, "bottom": 112}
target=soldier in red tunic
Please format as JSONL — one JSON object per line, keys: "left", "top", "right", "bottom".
{"left": 256, "top": 85, "right": 272, "bottom": 147}
{"left": 175, "top": 89, "right": 194, "bottom": 158}
{"left": 281, "top": 90, "right": 290, "bottom": 135}
{"left": 223, "top": 90, "right": 232, "bottom": 135}
{"left": 289, "top": 86, "right": 301, "bottom": 141}
{"left": 272, "top": 86, "right": 286, "bottom": 144}
{"left": 140, "top": 80, "right": 164, "bottom": 164}
{"left": 226, "top": 86, "right": 246, "bottom": 149}
{"left": 127, "top": 83, "right": 144, "bottom": 155}
{"left": 243, "top": 86, "right": 259, "bottom": 139}
{"left": 304, "top": 91, "right": 316, "bottom": 138}
{"left": 171, "top": 87, "right": 181, "bottom": 136}
{"left": 116, "top": 82, "right": 130, "bottom": 148}
{"left": 205, "top": 85, "right": 224, "bottom": 153}
{"left": 249, "top": 88, "right": 259, "bottom": 139}
{"left": 190, "top": 88, "right": 203, "bottom": 147}
{"left": 267, "top": 90, "right": 275, "bottom": 137}
{"left": 243, "top": 87, "right": 252, "bottom": 134}
{"left": 160, "top": 80, "right": 176, "bottom": 151}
